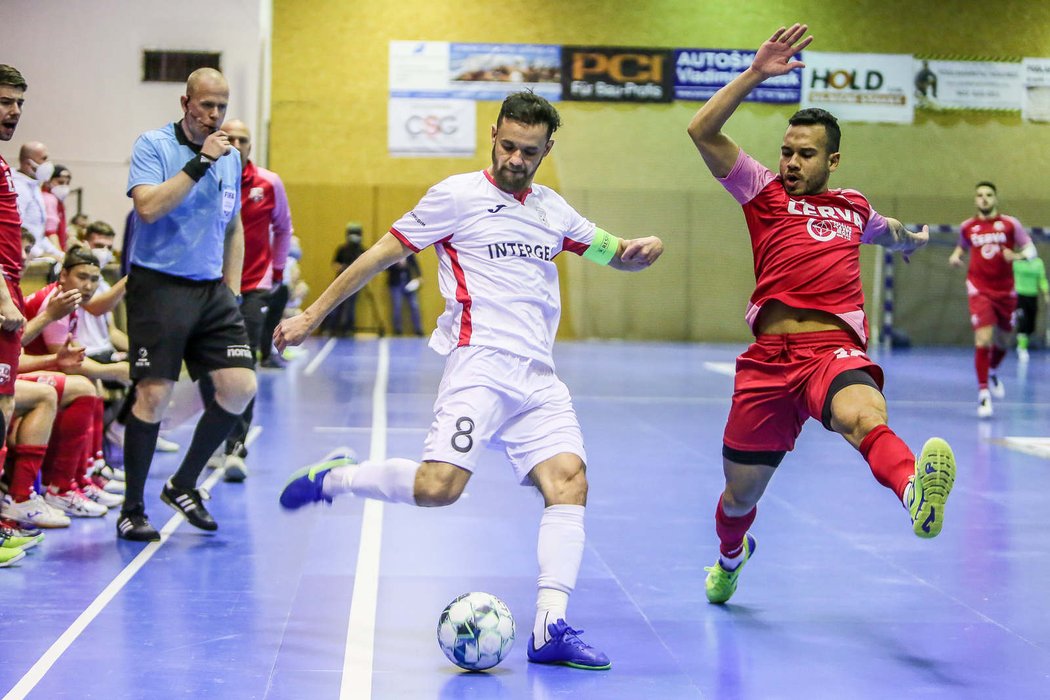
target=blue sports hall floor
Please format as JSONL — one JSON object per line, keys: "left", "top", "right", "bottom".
{"left": 2, "top": 337, "right": 1049, "bottom": 700}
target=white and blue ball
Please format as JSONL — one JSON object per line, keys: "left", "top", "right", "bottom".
{"left": 437, "top": 592, "right": 515, "bottom": 671}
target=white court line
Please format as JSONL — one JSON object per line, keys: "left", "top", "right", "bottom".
{"left": 340, "top": 338, "right": 388, "bottom": 700}
{"left": 316, "top": 426, "right": 426, "bottom": 434}
{"left": 995, "top": 436, "right": 1050, "bottom": 459}
{"left": 703, "top": 361, "right": 736, "bottom": 376}
{"left": 2, "top": 426, "right": 263, "bottom": 700}
{"left": 304, "top": 337, "right": 338, "bottom": 376}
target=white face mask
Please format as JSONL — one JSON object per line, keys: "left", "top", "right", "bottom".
{"left": 32, "top": 160, "right": 54, "bottom": 183}
{"left": 50, "top": 184, "right": 70, "bottom": 201}
{"left": 91, "top": 247, "right": 113, "bottom": 268}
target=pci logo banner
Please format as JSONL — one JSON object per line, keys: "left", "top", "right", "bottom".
{"left": 562, "top": 46, "right": 673, "bottom": 103}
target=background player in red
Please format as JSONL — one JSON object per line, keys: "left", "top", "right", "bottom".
{"left": 948, "top": 182, "right": 1035, "bottom": 417}
{"left": 198, "top": 118, "right": 292, "bottom": 482}
{"left": 0, "top": 66, "right": 37, "bottom": 553}
{"left": 686, "top": 24, "right": 957, "bottom": 604}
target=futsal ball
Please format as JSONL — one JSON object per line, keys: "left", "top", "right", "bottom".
{"left": 436, "top": 591, "right": 515, "bottom": 671}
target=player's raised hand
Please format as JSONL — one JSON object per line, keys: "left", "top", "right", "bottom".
{"left": 274, "top": 313, "right": 314, "bottom": 352}
{"left": 45, "top": 288, "right": 81, "bottom": 321}
{"left": 616, "top": 236, "right": 664, "bottom": 271}
{"left": 752, "top": 24, "right": 812, "bottom": 78}
{"left": 201, "top": 129, "right": 232, "bottom": 161}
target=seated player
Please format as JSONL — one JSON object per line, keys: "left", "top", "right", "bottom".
{"left": 18, "top": 249, "right": 125, "bottom": 514}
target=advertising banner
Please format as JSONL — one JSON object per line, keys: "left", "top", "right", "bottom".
{"left": 801, "top": 52, "right": 914, "bottom": 123}
{"left": 449, "top": 43, "right": 561, "bottom": 101}
{"left": 673, "top": 49, "right": 801, "bottom": 103}
{"left": 561, "top": 46, "right": 673, "bottom": 102}
{"left": 389, "top": 41, "right": 451, "bottom": 96}
{"left": 1022, "top": 58, "right": 1050, "bottom": 122}
{"left": 390, "top": 41, "right": 561, "bottom": 101}
{"left": 388, "top": 98, "right": 476, "bottom": 157}
{"left": 913, "top": 59, "right": 1023, "bottom": 111}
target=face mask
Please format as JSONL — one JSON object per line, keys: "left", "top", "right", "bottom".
{"left": 50, "top": 184, "right": 70, "bottom": 201}
{"left": 91, "top": 248, "right": 113, "bottom": 268}
{"left": 348, "top": 234, "right": 362, "bottom": 244}
{"left": 32, "top": 160, "right": 54, "bottom": 183}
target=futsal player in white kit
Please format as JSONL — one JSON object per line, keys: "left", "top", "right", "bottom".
{"left": 276, "top": 91, "right": 663, "bottom": 669}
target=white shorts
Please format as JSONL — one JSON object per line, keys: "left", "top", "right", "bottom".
{"left": 421, "top": 345, "right": 586, "bottom": 484}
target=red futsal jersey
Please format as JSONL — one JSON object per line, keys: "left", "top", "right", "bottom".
{"left": 23, "top": 281, "right": 79, "bottom": 357}
{"left": 0, "top": 155, "right": 24, "bottom": 282}
{"left": 957, "top": 214, "right": 1029, "bottom": 297}
{"left": 239, "top": 160, "right": 292, "bottom": 292}
{"left": 719, "top": 150, "right": 889, "bottom": 345}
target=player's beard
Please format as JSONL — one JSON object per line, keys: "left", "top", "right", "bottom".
{"left": 490, "top": 146, "right": 537, "bottom": 194}
{"left": 785, "top": 169, "right": 829, "bottom": 196}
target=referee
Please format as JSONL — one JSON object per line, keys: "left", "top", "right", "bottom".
{"left": 118, "top": 68, "right": 257, "bottom": 541}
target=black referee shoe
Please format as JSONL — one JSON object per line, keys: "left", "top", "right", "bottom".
{"left": 116, "top": 508, "right": 161, "bottom": 542}
{"left": 161, "top": 480, "right": 218, "bottom": 531}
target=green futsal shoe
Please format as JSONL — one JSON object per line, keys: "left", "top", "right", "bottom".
{"left": 909, "top": 437, "right": 956, "bottom": 538}
{"left": 704, "top": 533, "right": 756, "bottom": 604}
{"left": 0, "top": 544, "right": 26, "bottom": 567}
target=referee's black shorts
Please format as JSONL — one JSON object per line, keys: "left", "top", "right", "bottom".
{"left": 127, "top": 265, "right": 254, "bottom": 382}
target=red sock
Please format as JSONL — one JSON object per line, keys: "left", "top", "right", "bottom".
{"left": 975, "top": 347, "right": 991, "bottom": 389}
{"left": 76, "top": 396, "right": 107, "bottom": 487}
{"left": 8, "top": 444, "right": 47, "bottom": 502}
{"left": 990, "top": 345, "right": 1006, "bottom": 369}
{"left": 91, "top": 396, "right": 105, "bottom": 457}
{"left": 859, "top": 425, "right": 914, "bottom": 500}
{"left": 42, "top": 396, "right": 94, "bottom": 491}
{"left": 715, "top": 498, "right": 756, "bottom": 558}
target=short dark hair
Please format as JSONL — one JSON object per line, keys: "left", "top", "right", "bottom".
{"left": 975, "top": 181, "right": 997, "bottom": 194}
{"left": 497, "top": 91, "right": 562, "bottom": 139}
{"left": 62, "top": 246, "right": 100, "bottom": 270}
{"left": 86, "top": 220, "right": 115, "bottom": 237}
{"left": 50, "top": 164, "right": 70, "bottom": 181}
{"left": 0, "top": 65, "right": 27, "bottom": 91}
{"left": 788, "top": 108, "right": 841, "bottom": 153}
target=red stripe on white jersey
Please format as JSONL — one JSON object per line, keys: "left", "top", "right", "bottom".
{"left": 442, "top": 241, "right": 472, "bottom": 346}
{"left": 389, "top": 227, "right": 422, "bottom": 253}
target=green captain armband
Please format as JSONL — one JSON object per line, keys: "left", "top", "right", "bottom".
{"left": 583, "top": 227, "right": 618, "bottom": 265}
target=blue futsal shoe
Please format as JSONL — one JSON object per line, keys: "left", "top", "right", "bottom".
{"left": 527, "top": 619, "right": 611, "bottom": 670}
{"left": 279, "top": 449, "right": 357, "bottom": 510}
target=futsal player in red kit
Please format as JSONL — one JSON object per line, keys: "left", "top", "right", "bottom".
{"left": 948, "top": 182, "right": 1035, "bottom": 418}
{"left": 686, "top": 25, "right": 957, "bottom": 604}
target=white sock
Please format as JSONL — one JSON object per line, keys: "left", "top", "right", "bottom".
{"left": 719, "top": 549, "right": 746, "bottom": 571}
{"left": 533, "top": 593, "right": 567, "bottom": 649}
{"left": 902, "top": 479, "right": 915, "bottom": 510}
{"left": 322, "top": 458, "right": 418, "bottom": 504}
{"left": 534, "top": 504, "right": 585, "bottom": 647}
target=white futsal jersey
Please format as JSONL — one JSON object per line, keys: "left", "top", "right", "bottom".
{"left": 390, "top": 170, "right": 599, "bottom": 368}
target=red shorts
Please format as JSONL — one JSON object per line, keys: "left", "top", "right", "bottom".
{"left": 723, "top": 330, "right": 885, "bottom": 454}
{"left": 0, "top": 278, "right": 24, "bottom": 396}
{"left": 968, "top": 291, "right": 1016, "bottom": 332}
{"left": 18, "top": 372, "right": 67, "bottom": 403}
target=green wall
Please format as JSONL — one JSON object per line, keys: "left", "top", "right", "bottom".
{"left": 272, "top": 0, "right": 1050, "bottom": 342}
